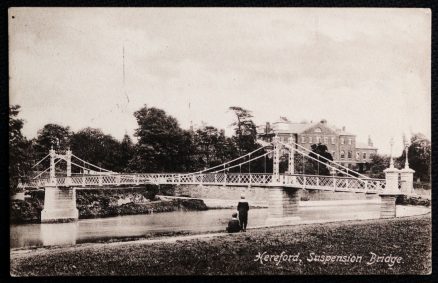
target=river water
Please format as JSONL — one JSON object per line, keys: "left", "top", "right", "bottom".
{"left": 10, "top": 202, "right": 429, "bottom": 249}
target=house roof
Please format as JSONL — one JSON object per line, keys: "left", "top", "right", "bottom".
{"left": 258, "top": 117, "right": 359, "bottom": 139}
{"left": 272, "top": 122, "right": 316, "bottom": 134}
{"left": 356, "top": 141, "right": 377, "bottom": 149}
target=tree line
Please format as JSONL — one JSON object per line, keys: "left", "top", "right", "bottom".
{"left": 9, "top": 105, "right": 262, "bottom": 193}
{"left": 9, "top": 104, "right": 431, "bottom": 194}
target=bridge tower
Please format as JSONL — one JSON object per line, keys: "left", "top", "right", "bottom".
{"left": 41, "top": 148, "right": 79, "bottom": 223}
{"left": 267, "top": 135, "right": 301, "bottom": 225}
{"left": 49, "top": 146, "right": 56, "bottom": 185}
{"left": 66, "top": 148, "right": 72, "bottom": 186}
{"left": 287, "top": 136, "right": 295, "bottom": 174}
{"left": 287, "top": 135, "right": 296, "bottom": 185}
{"left": 272, "top": 135, "right": 280, "bottom": 183}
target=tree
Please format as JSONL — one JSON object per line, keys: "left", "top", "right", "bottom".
{"left": 130, "top": 105, "right": 193, "bottom": 172}
{"left": 120, "top": 134, "right": 134, "bottom": 172}
{"left": 229, "top": 106, "right": 258, "bottom": 156}
{"left": 308, "top": 143, "right": 333, "bottom": 175}
{"left": 32, "top": 123, "right": 72, "bottom": 170}
{"left": 397, "top": 133, "right": 431, "bottom": 182}
{"left": 192, "top": 126, "right": 238, "bottom": 170}
{"left": 368, "top": 153, "right": 389, "bottom": 179}
{"left": 70, "top": 128, "right": 125, "bottom": 173}
{"left": 9, "top": 105, "right": 32, "bottom": 194}
{"left": 294, "top": 154, "right": 316, "bottom": 175}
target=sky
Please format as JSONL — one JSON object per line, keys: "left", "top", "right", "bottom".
{"left": 9, "top": 8, "right": 431, "bottom": 155}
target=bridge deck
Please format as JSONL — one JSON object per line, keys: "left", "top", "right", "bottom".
{"left": 24, "top": 173, "right": 386, "bottom": 194}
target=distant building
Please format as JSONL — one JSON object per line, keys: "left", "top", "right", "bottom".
{"left": 257, "top": 118, "right": 378, "bottom": 172}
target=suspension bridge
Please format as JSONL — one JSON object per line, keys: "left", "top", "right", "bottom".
{"left": 20, "top": 136, "right": 415, "bottom": 223}
{"left": 24, "top": 137, "right": 387, "bottom": 192}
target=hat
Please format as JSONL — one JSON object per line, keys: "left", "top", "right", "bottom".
{"left": 232, "top": 212, "right": 238, "bottom": 217}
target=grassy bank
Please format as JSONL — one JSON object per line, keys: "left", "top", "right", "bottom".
{"left": 10, "top": 214, "right": 431, "bottom": 275}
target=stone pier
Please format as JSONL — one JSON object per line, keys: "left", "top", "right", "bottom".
{"left": 41, "top": 186, "right": 79, "bottom": 223}
{"left": 380, "top": 195, "right": 398, "bottom": 218}
{"left": 266, "top": 186, "right": 301, "bottom": 225}
{"left": 379, "top": 166, "right": 401, "bottom": 219}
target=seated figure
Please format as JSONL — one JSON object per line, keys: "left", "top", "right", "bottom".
{"left": 226, "top": 212, "right": 241, "bottom": 233}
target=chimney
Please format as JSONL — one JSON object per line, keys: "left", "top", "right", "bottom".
{"left": 368, "top": 135, "right": 373, "bottom": 147}
{"left": 265, "top": 122, "right": 271, "bottom": 134}
{"left": 342, "top": 126, "right": 346, "bottom": 132}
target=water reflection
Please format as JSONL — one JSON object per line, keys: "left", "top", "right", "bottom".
{"left": 40, "top": 222, "right": 78, "bottom": 246}
{"left": 10, "top": 223, "right": 43, "bottom": 248}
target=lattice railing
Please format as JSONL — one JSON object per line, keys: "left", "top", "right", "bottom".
{"left": 285, "top": 174, "right": 385, "bottom": 193}
{"left": 22, "top": 172, "right": 386, "bottom": 194}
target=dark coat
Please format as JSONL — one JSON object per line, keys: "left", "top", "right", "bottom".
{"left": 226, "top": 218, "right": 241, "bottom": 233}
{"left": 237, "top": 201, "right": 249, "bottom": 216}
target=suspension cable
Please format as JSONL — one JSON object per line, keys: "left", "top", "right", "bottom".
{"left": 318, "top": 155, "right": 320, "bottom": 175}
{"left": 212, "top": 150, "right": 273, "bottom": 173}
{"left": 291, "top": 147, "right": 366, "bottom": 181}
{"left": 183, "top": 145, "right": 267, "bottom": 176}
{"left": 71, "top": 154, "right": 113, "bottom": 173}
{"left": 31, "top": 154, "right": 50, "bottom": 168}
{"left": 70, "top": 161, "right": 114, "bottom": 174}
{"left": 302, "top": 154, "right": 305, "bottom": 175}
{"left": 32, "top": 158, "right": 63, "bottom": 179}
{"left": 249, "top": 153, "right": 251, "bottom": 174}
{"left": 279, "top": 141, "right": 369, "bottom": 179}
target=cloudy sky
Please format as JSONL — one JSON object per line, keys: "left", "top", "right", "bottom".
{"left": 9, "top": 8, "right": 430, "bottom": 154}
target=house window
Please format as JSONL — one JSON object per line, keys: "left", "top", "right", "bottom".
{"left": 314, "top": 128, "right": 322, "bottom": 133}
{"left": 316, "top": 136, "right": 321, "bottom": 143}
{"left": 356, "top": 152, "right": 360, "bottom": 160}
{"left": 340, "top": 150, "right": 345, "bottom": 159}
{"left": 340, "top": 138, "right": 344, "bottom": 145}
{"left": 309, "top": 136, "right": 313, "bottom": 143}
{"left": 348, "top": 138, "right": 352, "bottom": 145}
{"left": 331, "top": 137, "right": 335, "bottom": 144}
{"left": 324, "top": 137, "right": 328, "bottom": 144}
{"left": 332, "top": 151, "right": 336, "bottom": 159}
{"left": 363, "top": 152, "right": 367, "bottom": 159}
{"left": 348, "top": 151, "right": 352, "bottom": 159}
{"left": 301, "top": 136, "right": 306, "bottom": 143}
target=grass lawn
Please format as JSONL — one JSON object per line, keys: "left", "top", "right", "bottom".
{"left": 10, "top": 214, "right": 431, "bottom": 276}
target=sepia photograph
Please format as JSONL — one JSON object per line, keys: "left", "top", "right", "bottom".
{"left": 8, "top": 7, "right": 431, "bottom": 276}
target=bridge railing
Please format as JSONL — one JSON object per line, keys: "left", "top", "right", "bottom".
{"left": 283, "top": 174, "right": 385, "bottom": 193}
{"left": 133, "top": 173, "right": 275, "bottom": 186}
{"left": 23, "top": 172, "right": 386, "bottom": 194}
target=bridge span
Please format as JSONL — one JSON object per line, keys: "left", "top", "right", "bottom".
{"left": 27, "top": 173, "right": 387, "bottom": 194}
{"left": 20, "top": 136, "right": 415, "bottom": 223}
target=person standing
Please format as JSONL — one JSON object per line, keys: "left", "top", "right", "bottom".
{"left": 237, "top": 194, "right": 249, "bottom": 231}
